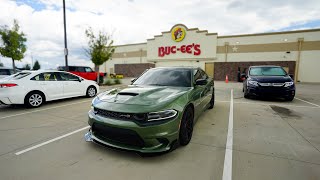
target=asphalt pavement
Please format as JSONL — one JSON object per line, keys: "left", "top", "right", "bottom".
{"left": 0, "top": 82, "right": 319, "bottom": 180}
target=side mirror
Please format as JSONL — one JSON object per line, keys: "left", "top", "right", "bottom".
{"left": 131, "top": 78, "right": 137, "bottom": 84}
{"left": 78, "top": 78, "right": 83, "bottom": 82}
{"left": 195, "top": 79, "right": 207, "bottom": 86}
{"left": 240, "top": 73, "right": 246, "bottom": 78}
{"left": 289, "top": 74, "right": 294, "bottom": 79}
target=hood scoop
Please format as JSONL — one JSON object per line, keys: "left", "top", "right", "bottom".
{"left": 117, "top": 92, "right": 139, "bottom": 96}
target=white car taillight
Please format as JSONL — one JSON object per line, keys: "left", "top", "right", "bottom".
{"left": 0, "top": 83, "right": 18, "bottom": 88}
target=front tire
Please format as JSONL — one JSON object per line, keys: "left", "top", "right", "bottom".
{"left": 285, "top": 96, "right": 294, "bottom": 101}
{"left": 244, "top": 88, "right": 250, "bottom": 99}
{"left": 86, "top": 86, "right": 97, "bottom": 97}
{"left": 179, "top": 106, "right": 194, "bottom": 146}
{"left": 208, "top": 90, "right": 215, "bottom": 109}
{"left": 25, "top": 92, "right": 45, "bottom": 108}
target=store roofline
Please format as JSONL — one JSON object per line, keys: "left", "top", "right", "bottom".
{"left": 114, "top": 28, "right": 320, "bottom": 47}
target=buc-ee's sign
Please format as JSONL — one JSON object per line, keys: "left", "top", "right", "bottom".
{"left": 158, "top": 44, "right": 201, "bottom": 57}
{"left": 158, "top": 25, "right": 201, "bottom": 57}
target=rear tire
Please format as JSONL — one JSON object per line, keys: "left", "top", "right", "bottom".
{"left": 179, "top": 106, "right": 194, "bottom": 146}
{"left": 86, "top": 86, "right": 97, "bottom": 97}
{"left": 25, "top": 91, "right": 45, "bottom": 108}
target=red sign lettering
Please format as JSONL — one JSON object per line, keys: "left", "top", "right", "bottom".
{"left": 158, "top": 43, "right": 201, "bottom": 57}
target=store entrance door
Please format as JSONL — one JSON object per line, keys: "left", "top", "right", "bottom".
{"left": 205, "top": 62, "right": 214, "bottom": 78}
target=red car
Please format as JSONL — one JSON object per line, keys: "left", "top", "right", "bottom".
{"left": 57, "top": 66, "right": 106, "bottom": 83}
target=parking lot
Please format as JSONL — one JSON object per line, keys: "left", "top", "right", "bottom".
{"left": 0, "top": 82, "right": 320, "bottom": 180}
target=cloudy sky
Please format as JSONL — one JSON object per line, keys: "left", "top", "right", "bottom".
{"left": 0, "top": 0, "right": 319, "bottom": 69}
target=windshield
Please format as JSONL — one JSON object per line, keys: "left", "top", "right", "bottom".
{"left": 2, "top": 72, "right": 31, "bottom": 80}
{"left": 249, "top": 67, "right": 287, "bottom": 76}
{"left": 133, "top": 68, "right": 192, "bottom": 87}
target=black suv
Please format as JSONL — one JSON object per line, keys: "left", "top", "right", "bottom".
{"left": 243, "top": 66, "right": 295, "bottom": 101}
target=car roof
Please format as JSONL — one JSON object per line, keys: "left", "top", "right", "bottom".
{"left": 58, "top": 65, "right": 91, "bottom": 68}
{"left": 249, "top": 65, "right": 281, "bottom": 68}
{"left": 20, "top": 70, "right": 69, "bottom": 73}
{"left": 152, "top": 66, "right": 198, "bottom": 70}
{"left": 0, "top": 67, "right": 13, "bottom": 70}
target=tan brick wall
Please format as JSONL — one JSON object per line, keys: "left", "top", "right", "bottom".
{"left": 115, "top": 63, "right": 155, "bottom": 77}
{"left": 214, "top": 61, "right": 296, "bottom": 81}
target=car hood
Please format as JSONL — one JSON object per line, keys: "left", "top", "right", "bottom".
{"left": 249, "top": 76, "right": 292, "bottom": 83}
{"left": 96, "top": 85, "right": 191, "bottom": 106}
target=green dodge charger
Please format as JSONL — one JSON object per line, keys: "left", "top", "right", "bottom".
{"left": 85, "top": 67, "right": 215, "bottom": 153}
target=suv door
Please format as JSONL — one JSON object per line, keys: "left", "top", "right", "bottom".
{"left": 84, "top": 67, "right": 96, "bottom": 81}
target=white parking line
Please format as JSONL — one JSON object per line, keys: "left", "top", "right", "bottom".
{"left": 222, "top": 89, "right": 234, "bottom": 180}
{"left": 294, "top": 97, "right": 320, "bottom": 107}
{"left": 15, "top": 126, "right": 90, "bottom": 155}
{"left": 0, "top": 100, "right": 91, "bottom": 120}
{"left": 215, "top": 100, "right": 320, "bottom": 109}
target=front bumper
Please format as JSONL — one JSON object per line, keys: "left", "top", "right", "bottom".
{"left": 247, "top": 85, "right": 295, "bottom": 98}
{"left": 85, "top": 110, "right": 181, "bottom": 153}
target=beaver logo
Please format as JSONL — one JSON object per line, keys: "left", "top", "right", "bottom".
{"left": 171, "top": 26, "right": 186, "bottom": 42}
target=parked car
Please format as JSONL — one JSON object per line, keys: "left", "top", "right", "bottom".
{"left": 57, "top": 66, "right": 106, "bottom": 83}
{"left": 85, "top": 67, "right": 215, "bottom": 153}
{"left": 0, "top": 70, "right": 99, "bottom": 107}
{"left": 0, "top": 67, "right": 20, "bottom": 79}
{"left": 243, "top": 65, "right": 295, "bottom": 101}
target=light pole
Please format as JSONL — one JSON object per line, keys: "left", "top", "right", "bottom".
{"left": 63, "top": 0, "right": 69, "bottom": 71}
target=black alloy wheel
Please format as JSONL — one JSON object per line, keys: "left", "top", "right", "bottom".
{"left": 179, "top": 106, "right": 194, "bottom": 146}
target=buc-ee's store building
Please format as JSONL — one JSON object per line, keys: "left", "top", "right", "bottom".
{"left": 99, "top": 24, "right": 320, "bottom": 82}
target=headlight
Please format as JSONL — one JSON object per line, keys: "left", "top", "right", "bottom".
{"left": 147, "top": 109, "right": 178, "bottom": 121}
{"left": 284, "top": 82, "right": 294, "bottom": 87}
{"left": 248, "top": 80, "right": 259, "bottom": 86}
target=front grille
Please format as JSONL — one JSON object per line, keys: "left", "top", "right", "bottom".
{"left": 92, "top": 123, "right": 145, "bottom": 148}
{"left": 94, "top": 108, "right": 147, "bottom": 121}
{"left": 259, "top": 83, "right": 284, "bottom": 87}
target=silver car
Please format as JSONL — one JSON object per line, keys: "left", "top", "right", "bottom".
{"left": 0, "top": 67, "right": 20, "bottom": 79}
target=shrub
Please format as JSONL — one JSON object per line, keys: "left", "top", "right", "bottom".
{"left": 114, "top": 79, "right": 121, "bottom": 84}
{"left": 104, "top": 79, "right": 113, "bottom": 85}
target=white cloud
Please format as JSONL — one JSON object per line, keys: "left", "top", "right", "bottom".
{"left": 0, "top": 0, "right": 319, "bottom": 69}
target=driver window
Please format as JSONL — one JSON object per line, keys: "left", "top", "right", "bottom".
{"left": 194, "top": 70, "right": 202, "bottom": 82}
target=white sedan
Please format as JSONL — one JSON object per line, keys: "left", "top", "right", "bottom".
{"left": 0, "top": 70, "right": 99, "bottom": 108}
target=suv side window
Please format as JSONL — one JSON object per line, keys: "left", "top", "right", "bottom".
{"left": 85, "top": 67, "right": 93, "bottom": 72}
{"left": 68, "top": 66, "right": 76, "bottom": 71}
{"left": 76, "top": 67, "right": 85, "bottom": 72}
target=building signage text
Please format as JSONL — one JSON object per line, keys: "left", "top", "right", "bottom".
{"left": 158, "top": 43, "right": 201, "bottom": 57}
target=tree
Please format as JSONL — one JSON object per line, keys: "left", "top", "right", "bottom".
{"left": 85, "top": 27, "right": 115, "bottom": 84}
{"left": 33, "top": 60, "right": 41, "bottom": 70}
{"left": 24, "top": 64, "right": 31, "bottom": 70}
{"left": 0, "top": 19, "right": 27, "bottom": 73}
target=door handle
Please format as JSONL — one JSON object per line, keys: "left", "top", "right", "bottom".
{"left": 40, "top": 83, "right": 46, "bottom": 85}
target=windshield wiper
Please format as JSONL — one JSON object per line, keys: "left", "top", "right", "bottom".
{"left": 147, "top": 84, "right": 164, "bottom": 86}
